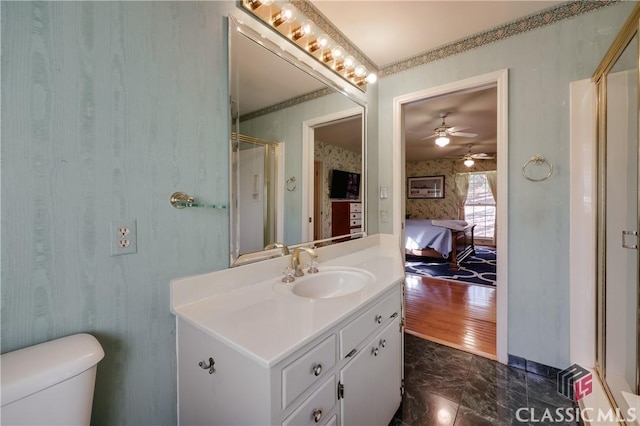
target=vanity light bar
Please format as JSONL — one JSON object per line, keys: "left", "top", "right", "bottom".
{"left": 241, "top": 0, "right": 376, "bottom": 91}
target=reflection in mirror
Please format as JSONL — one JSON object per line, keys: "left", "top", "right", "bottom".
{"left": 228, "top": 16, "right": 366, "bottom": 267}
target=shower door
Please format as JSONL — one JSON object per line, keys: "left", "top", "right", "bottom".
{"left": 595, "top": 6, "right": 640, "bottom": 421}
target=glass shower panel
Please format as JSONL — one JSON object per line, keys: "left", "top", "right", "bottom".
{"left": 604, "top": 31, "right": 639, "bottom": 412}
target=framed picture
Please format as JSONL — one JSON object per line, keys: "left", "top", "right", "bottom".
{"left": 408, "top": 175, "right": 445, "bottom": 199}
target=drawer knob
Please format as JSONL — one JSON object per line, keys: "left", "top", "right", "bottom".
{"left": 375, "top": 315, "right": 383, "bottom": 324}
{"left": 380, "top": 339, "right": 387, "bottom": 348}
{"left": 313, "top": 409, "right": 322, "bottom": 423}
{"left": 312, "top": 363, "right": 322, "bottom": 376}
{"left": 372, "top": 347, "right": 379, "bottom": 357}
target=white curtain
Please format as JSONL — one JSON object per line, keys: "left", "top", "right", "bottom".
{"left": 454, "top": 173, "right": 470, "bottom": 220}
{"left": 485, "top": 170, "right": 497, "bottom": 241}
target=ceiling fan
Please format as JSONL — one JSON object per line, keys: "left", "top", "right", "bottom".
{"left": 458, "top": 144, "right": 495, "bottom": 167}
{"left": 420, "top": 113, "right": 478, "bottom": 145}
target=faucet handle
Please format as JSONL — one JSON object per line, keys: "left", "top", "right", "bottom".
{"left": 282, "top": 266, "right": 295, "bottom": 283}
{"left": 307, "top": 260, "right": 319, "bottom": 274}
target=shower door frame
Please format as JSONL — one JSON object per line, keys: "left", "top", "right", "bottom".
{"left": 592, "top": 3, "right": 640, "bottom": 407}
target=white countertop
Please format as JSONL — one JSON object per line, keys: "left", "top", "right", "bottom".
{"left": 170, "top": 234, "right": 404, "bottom": 367}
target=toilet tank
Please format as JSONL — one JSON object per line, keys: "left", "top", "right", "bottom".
{"left": 1, "top": 333, "right": 105, "bottom": 426}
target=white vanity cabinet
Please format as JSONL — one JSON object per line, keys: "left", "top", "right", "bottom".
{"left": 175, "top": 285, "right": 402, "bottom": 426}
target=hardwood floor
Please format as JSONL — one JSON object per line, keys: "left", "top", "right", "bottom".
{"left": 404, "top": 273, "right": 497, "bottom": 359}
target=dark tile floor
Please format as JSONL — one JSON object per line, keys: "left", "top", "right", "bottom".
{"left": 390, "top": 334, "right": 581, "bottom": 425}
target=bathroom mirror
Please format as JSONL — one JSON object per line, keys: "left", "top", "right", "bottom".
{"left": 228, "top": 15, "right": 366, "bottom": 266}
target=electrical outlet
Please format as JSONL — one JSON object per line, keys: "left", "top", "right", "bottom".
{"left": 111, "top": 220, "right": 137, "bottom": 256}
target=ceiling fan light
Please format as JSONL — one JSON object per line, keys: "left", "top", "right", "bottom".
{"left": 464, "top": 158, "right": 475, "bottom": 167}
{"left": 435, "top": 136, "right": 450, "bottom": 147}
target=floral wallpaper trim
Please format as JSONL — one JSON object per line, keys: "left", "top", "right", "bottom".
{"left": 380, "top": 0, "right": 618, "bottom": 77}
{"left": 240, "top": 87, "right": 333, "bottom": 122}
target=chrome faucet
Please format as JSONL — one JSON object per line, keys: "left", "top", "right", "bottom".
{"left": 292, "top": 247, "right": 318, "bottom": 277}
{"left": 264, "top": 242, "right": 290, "bottom": 256}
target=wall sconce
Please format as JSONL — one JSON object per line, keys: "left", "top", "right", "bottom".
{"left": 242, "top": 0, "right": 377, "bottom": 91}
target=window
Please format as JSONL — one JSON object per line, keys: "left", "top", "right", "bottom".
{"left": 464, "top": 173, "right": 495, "bottom": 239}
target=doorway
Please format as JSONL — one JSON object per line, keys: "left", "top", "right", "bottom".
{"left": 392, "top": 69, "right": 509, "bottom": 363}
{"left": 302, "top": 108, "right": 364, "bottom": 242}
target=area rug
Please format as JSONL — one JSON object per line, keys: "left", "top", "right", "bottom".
{"left": 405, "top": 246, "right": 496, "bottom": 286}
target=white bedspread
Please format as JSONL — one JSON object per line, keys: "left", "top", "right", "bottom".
{"left": 431, "top": 219, "right": 468, "bottom": 231}
{"left": 405, "top": 219, "right": 452, "bottom": 257}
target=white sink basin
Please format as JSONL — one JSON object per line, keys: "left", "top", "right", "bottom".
{"left": 274, "top": 267, "right": 375, "bottom": 300}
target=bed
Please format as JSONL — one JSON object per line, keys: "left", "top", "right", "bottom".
{"left": 405, "top": 219, "right": 476, "bottom": 270}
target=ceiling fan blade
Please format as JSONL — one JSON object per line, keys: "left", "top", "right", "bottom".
{"left": 419, "top": 133, "right": 437, "bottom": 140}
{"left": 471, "top": 153, "right": 495, "bottom": 159}
{"left": 450, "top": 131, "right": 478, "bottom": 138}
{"left": 447, "top": 125, "right": 470, "bottom": 133}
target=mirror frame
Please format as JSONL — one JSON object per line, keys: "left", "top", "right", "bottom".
{"left": 228, "top": 12, "right": 368, "bottom": 267}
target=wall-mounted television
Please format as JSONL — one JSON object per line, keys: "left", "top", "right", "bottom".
{"left": 330, "top": 169, "right": 360, "bottom": 199}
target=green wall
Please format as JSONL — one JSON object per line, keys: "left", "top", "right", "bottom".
{"left": 377, "top": 2, "right": 635, "bottom": 368}
{"left": 1, "top": 2, "right": 234, "bottom": 424}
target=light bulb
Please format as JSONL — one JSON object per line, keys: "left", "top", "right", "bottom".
{"left": 354, "top": 65, "right": 367, "bottom": 78}
{"left": 365, "top": 73, "right": 377, "bottom": 84}
{"left": 343, "top": 56, "right": 355, "bottom": 69}
{"left": 280, "top": 4, "right": 295, "bottom": 22}
{"left": 317, "top": 35, "right": 330, "bottom": 49}
{"left": 435, "top": 136, "right": 450, "bottom": 147}
{"left": 300, "top": 20, "right": 315, "bottom": 37}
{"left": 331, "top": 47, "right": 344, "bottom": 60}
{"left": 291, "top": 20, "right": 315, "bottom": 40}
{"left": 464, "top": 158, "right": 475, "bottom": 167}
{"left": 273, "top": 4, "right": 296, "bottom": 26}
{"left": 309, "top": 34, "right": 330, "bottom": 52}
{"left": 261, "top": 0, "right": 275, "bottom": 5}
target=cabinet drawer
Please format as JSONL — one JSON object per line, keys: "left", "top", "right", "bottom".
{"left": 349, "top": 212, "right": 361, "bottom": 220}
{"left": 349, "top": 227, "right": 362, "bottom": 234}
{"left": 282, "top": 335, "right": 336, "bottom": 409}
{"left": 350, "top": 219, "right": 362, "bottom": 227}
{"left": 283, "top": 376, "right": 336, "bottom": 426}
{"left": 349, "top": 203, "right": 362, "bottom": 213}
{"left": 339, "top": 291, "right": 400, "bottom": 358}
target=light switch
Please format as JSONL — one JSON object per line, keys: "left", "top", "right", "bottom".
{"left": 380, "top": 186, "right": 389, "bottom": 199}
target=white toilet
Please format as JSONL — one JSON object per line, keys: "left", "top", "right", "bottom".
{"left": 1, "top": 333, "right": 104, "bottom": 425}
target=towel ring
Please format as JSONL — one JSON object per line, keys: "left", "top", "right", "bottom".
{"left": 522, "top": 155, "right": 553, "bottom": 182}
{"left": 286, "top": 177, "right": 297, "bottom": 192}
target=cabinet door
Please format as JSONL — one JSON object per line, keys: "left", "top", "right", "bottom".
{"left": 339, "top": 339, "right": 377, "bottom": 426}
{"left": 375, "top": 316, "right": 402, "bottom": 425}
{"left": 340, "top": 317, "right": 402, "bottom": 426}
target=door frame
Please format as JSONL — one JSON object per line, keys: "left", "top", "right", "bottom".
{"left": 302, "top": 107, "right": 365, "bottom": 242}
{"left": 391, "top": 69, "right": 509, "bottom": 363}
